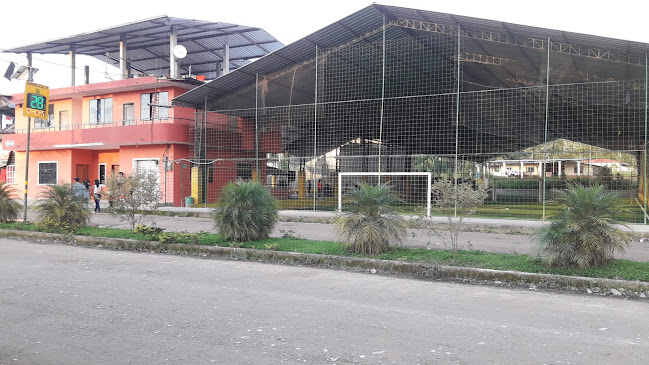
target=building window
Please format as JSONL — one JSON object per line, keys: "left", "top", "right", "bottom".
{"left": 141, "top": 92, "right": 169, "bottom": 121}
{"left": 89, "top": 98, "right": 113, "bottom": 124}
{"left": 6, "top": 165, "right": 15, "bottom": 184}
{"left": 526, "top": 167, "right": 535, "bottom": 173}
{"left": 34, "top": 104, "right": 54, "bottom": 129}
{"left": 38, "top": 162, "right": 57, "bottom": 185}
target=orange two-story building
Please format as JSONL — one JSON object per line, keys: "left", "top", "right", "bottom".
{"left": 6, "top": 77, "right": 199, "bottom": 205}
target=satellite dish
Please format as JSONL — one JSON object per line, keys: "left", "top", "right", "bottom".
{"left": 173, "top": 45, "right": 187, "bottom": 59}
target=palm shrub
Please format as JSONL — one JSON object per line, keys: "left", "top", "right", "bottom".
{"left": 336, "top": 183, "right": 406, "bottom": 255}
{"left": 213, "top": 180, "right": 278, "bottom": 241}
{"left": 0, "top": 182, "right": 21, "bottom": 221}
{"left": 35, "top": 183, "right": 91, "bottom": 234}
{"left": 533, "top": 184, "right": 629, "bottom": 268}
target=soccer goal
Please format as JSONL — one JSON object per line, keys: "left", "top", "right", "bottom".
{"left": 337, "top": 172, "right": 432, "bottom": 216}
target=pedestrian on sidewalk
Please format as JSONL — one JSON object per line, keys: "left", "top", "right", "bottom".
{"left": 73, "top": 177, "right": 89, "bottom": 209}
{"left": 92, "top": 179, "right": 102, "bottom": 213}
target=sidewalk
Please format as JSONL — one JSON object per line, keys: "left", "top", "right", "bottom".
{"left": 158, "top": 206, "right": 649, "bottom": 233}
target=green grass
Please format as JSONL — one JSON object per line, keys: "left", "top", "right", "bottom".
{"left": 2, "top": 221, "right": 647, "bottom": 282}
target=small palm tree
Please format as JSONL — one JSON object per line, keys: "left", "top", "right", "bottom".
{"left": 35, "top": 183, "right": 91, "bottom": 234}
{"left": 213, "top": 180, "right": 278, "bottom": 241}
{"left": 0, "top": 182, "right": 21, "bottom": 222}
{"left": 534, "top": 184, "right": 629, "bottom": 268}
{"left": 336, "top": 183, "right": 406, "bottom": 255}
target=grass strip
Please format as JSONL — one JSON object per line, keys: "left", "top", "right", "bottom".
{"left": 1, "top": 222, "right": 647, "bottom": 282}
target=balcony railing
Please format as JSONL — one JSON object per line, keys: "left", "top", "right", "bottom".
{"left": 11, "top": 117, "right": 196, "bottom": 134}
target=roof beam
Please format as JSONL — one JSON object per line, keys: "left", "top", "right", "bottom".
{"left": 394, "top": 17, "right": 647, "bottom": 67}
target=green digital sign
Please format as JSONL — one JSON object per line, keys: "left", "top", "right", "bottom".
{"left": 23, "top": 81, "right": 49, "bottom": 119}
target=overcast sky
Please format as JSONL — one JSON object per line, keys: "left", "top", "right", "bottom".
{"left": 2, "top": 0, "right": 648, "bottom": 95}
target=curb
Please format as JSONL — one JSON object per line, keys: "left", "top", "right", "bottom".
{"left": 3, "top": 229, "right": 648, "bottom": 299}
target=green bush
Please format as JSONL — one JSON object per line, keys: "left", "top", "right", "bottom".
{"left": 35, "top": 183, "right": 91, "bottom": 234}
{"left": 158, "top": 231, "right": 200, "bottom": 244}
{"left": 0, "top": 182, "right": 22, "bottom": 222}
{"left": 336, "top": 183, "right": 406, "bottom": 255}
{"left": 533, "top": 184, "right": 629, "bottom": 268}
{"left": 134, "top": 224, "right": 165, "bottom": 237}
{"left": 213, "top": 180, "right": 278, "bottom": 241}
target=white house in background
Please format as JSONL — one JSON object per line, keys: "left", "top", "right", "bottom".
{"left": 582, "top": 159, "right": 635, "bottom": 175}
{"left": 487, "top": 158, "right": 635, "bottom": 178}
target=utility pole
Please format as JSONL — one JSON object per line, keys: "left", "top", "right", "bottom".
{"left": 21, "top": 54, "right": 49, "bottom": 222}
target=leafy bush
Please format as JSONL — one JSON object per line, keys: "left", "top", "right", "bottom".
{"left": 35, "top": 183, "right": 91, "bottom": 234}
{"left": 158, "top": 231, "right": 200, "bottom": 244}
{"left": 336, "top": 183, "right": 406, "bottom": 255}
{"left": 533, "top": 184, "right": 629, "bottom": 268}
{"left": 0, "top": 182, "right": 22, "bottom": 222}
{"left": 430, "top": 180, "right": 488, "bottom": 252}
{"left": 106, "top": 170, "right": 160, "bottom": 229}
{"left": 213, "top": 180, "right": 278, "bottom": 241}
{"left": 133, "top": 224, "right": 165, "bottom": 238}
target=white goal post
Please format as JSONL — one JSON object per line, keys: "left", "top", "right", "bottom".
{"left": 337, "top": 172, "right": 432, "bottom": 217}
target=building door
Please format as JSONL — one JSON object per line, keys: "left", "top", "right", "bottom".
{"left": 134, "top": 159, "right": 160, "bottom": 202}
{"left": 99, "top": 164, "right": 106, "bottom": 184}
{"left": 123, "top": 103, "right": 134, "bottom": 125}
{"left": 134, "top": 159, "right": 160, "bottom": 184}
{"left": 59, "top": 110, "right": 69, "bottom": 130}
{"left": 76, "top": 164, "right": 89, "bottom": 182}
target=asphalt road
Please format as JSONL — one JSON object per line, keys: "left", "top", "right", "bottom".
{"left": 1, "top": 238, "right": 648, "bottom": 364}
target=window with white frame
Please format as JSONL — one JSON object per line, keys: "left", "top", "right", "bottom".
{"left": 6, "top": 165, "right": 15, "bottom": 184}
{"left": 140, "top": 92, "right": 169, "bottom": 121}
{"left": 89, "top": 98, "right": 113, "bottom": 124}
{"left": 38, "top": 162, "right": 57, "bottom": 185}
{"left": 526, "top": 166, "right": 535, "bottom": 173}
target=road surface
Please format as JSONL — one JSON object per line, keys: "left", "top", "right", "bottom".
{"left": 1, "top": 238, "right": 647, "bottom": 364}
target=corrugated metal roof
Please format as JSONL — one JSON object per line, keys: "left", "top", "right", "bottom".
{"left": 3, "top": 16, "right": 283, "bottom": 80}
{"left": 174, "top": 3, "right": 649, "bottom": 108}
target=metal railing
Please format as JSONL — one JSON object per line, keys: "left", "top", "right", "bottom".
{"left": 11, "top": 117, "right": 196, "bottom": 134}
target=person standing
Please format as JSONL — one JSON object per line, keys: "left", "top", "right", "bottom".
{"left": 91, "top": 179, "right": 102, "bottom": 213}
{"left": 73, "top": 177, "right": 88, "bottom": 208}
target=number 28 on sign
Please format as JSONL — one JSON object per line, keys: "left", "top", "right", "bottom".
{"left": 23, "top": 81, "right": 49, "bottom": 119}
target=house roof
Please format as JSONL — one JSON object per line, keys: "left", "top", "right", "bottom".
{"left": 583, "top": 159, "right": 626, "bottom": 165}
{"left": 3, "top": 16, "right": 284, "bottom": 80}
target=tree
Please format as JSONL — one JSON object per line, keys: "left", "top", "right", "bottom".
{"left": 0, "top": 182, "right": 22, "bottom": 222}
{"left": 335, "top": 183, "right": 406, "bottom": 255}
{"left": 34, "top": 183, "right": 91, "bottom": 233}
{"left": 429, "top": 180, "right": 488, "bottom": 253}
{"left": 533, "top": 184, "right": 629, "bottom": 268}
{"left": 213, "top": 180, "right": 278, "bottom": 241}
{"left": 105, "top": 170, "right": 160, "bottom": 230}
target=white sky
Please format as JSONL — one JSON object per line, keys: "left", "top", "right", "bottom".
{"left": 1, "top": 0, "right": 648, "bottom": 95}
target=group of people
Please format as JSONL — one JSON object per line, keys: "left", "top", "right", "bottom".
{"left": 73, "top": 177, "right": 103, "bottom": 213}
{"left": 306, "top": 179, "right": 333, "bottom": 198}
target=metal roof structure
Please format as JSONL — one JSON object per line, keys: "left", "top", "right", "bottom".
{"left": 174, "top": 3, "right": 649, "bottom": 109}
{"left": 0, "top": 95, "right": 14, "bottom": 118}
{"left": 3, "top": 16, "right": 284, "bottom": 80}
